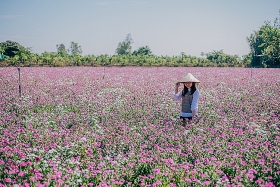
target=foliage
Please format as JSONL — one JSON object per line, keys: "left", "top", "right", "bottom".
{"left": 115, "top": 34, "right": 133, "bottom": 55}
{"left": 0, "top": 41, "right": 247, "bottom": 67}
{"left": 0, "top": 48, "right": 247, "bottom": 67}
{"left": 0, "top": 44, "right": 6, "bottom": 61}
{"left": 68, "top": 41, "right": 82, "bottom": 56}
{"left": 56, "top": 43, "right": 67, "bottom": 56}
{"left": 247, "top": 21, "right": 280, "bottom": 68}
{"left": 205, "top": 50, "right": 240, "bottom": 67}
{"left": 133, "top": 46, "right": 153, "bottom": 56}
{"left": 0, "top": 44, "right": 4, "bottom": 54}
{"left": 0, "top": 40, "right": 26, "bottom": 57}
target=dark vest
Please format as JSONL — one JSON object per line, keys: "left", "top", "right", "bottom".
{"left": 181, "top": 91, "right": 193, "bottom": 113}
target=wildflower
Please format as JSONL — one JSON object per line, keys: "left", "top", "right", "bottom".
{"left": 19, "top": 162, "right": 26, "bottom": 167}
{"left": 185, "top": 178, "right": 192, "bottom": 183}
{"left": 19, "top": 171, "right": 25, "bottom": 177}
{"left": 57, "top": 179, "right": 63, "bottom": 185}
{"left": 152, "top": 180, "right": 162, "bottom": 187}
{"left": 256, "top": 178, "right": 264, "bottom": 185}
{"left": 201, "top": 173, "right": 207, "bottom": 178}
{"left": 35, "top": 184, "right": 44, "bottom": 187}
{"left": 4, "top": 178, "right": 11, "bottom": 183}
{"left": 203, "top": 181, "right": 211, "bottom": 185}
{"left": 247, "top": 173, "right": 255, "bottom": 179}
{"left": 35, "top": 156, "right": 41, "bottom": 162}
{"left": 152, "top": 168, "right": 161, "bottom": 174}
{"left": 24, "top": 183, "right": 30, "bottom": 187}
{"left": 265, "top": 182, "right": 275, "bottom": 187}
{"left": 30, "top": 176, "right": 36, "bottom": 182}
{"left": 216, "top": 169, "right": 223, "bottom": 174}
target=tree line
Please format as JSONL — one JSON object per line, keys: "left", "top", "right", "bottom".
{"left": 0, "top": 16, "right": 279, "bottom": 68}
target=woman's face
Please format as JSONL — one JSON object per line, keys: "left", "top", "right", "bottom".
{"left": 183, "top": 82, "right": 193, "bottom": 88}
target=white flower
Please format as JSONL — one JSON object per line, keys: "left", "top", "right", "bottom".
{"left": 80, "top": 137, "right": 87, "bottom": 142}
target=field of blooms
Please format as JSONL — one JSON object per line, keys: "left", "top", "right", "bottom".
{"left": 0, "top": 67, "right": 279, "bottom": 187}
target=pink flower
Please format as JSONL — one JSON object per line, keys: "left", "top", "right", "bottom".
{"left": 30, "top": 176, "right": 36, "bottom": 182}
{"left": 19, "top": 171, "right": 25, "bottom": 177}
{"left": 203, "top": 181, "right": 211, "bottom": 185}
{"left": 152, "top": 168, "right": 161, "bottom": 174}
{"left": 4, "top": 178, "right": 11, "bottom": 183}
{"left": 247, "top": 173, "right": 255, "bottom": 179}
{"left": 256, "top": 178, "right": 264, "bottom": 185}
{"left": 185, "top": 178, "right": 192, "bottom": 183}
{"left": 57, "top": 179, "right": 64, "bottom": 185}
{"left": 26, "top": 161, "right": 32, "bottom": 166}
{"left": 19, "top": 162, "right": 26, "bottom": 167}
{"left": 152, "top": 180, "right": 162, "bottom": 187}
{"left": 222, "top": 175, "right": 228, "bottom": 181}
{"left": 267, "top": 176, "right": 273, "bottom": 180}
{"left": 265, "top": 182, "right": 275, "bottom": 187}
{"left": 216, "top": 169, "right": 223, "bottom": 174}
{"left": 201, "top": 173, "right": 207, "bottom": 178}
{"left": 35, "top": 156, "right": 41, "bottom": 162}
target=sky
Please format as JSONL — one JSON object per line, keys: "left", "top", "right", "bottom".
{"left": 0, "top": 0, "right": 279, "bottom": 57}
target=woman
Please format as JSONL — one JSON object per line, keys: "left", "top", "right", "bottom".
{"left": 172, "top": 73, "right": 200, "bottom": 121}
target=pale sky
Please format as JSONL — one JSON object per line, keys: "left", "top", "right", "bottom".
{"left": 0, "top": 0, "right": 279, "bottom": 57}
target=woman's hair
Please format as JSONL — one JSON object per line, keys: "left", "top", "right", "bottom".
{"left": 182, "top": 83, "right": 196, "bottom": 96}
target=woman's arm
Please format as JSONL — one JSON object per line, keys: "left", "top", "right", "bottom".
{"left": 191, "top": 90, "right": 200, "bottom": 116}
{"left": 172, "top": 82, "right": 182, "bottom": 100}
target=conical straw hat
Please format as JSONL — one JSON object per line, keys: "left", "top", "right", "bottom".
{"left": 179, "top": 73, "right": 200, "bottom": 83}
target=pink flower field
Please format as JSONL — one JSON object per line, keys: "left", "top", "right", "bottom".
{"left": 0, "top": 67, "right": 279, "bottom": 187}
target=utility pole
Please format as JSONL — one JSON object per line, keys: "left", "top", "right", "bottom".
{"left": 103, "top": 63, "right": 106, "bottom": 79}
{"left": 18, "top": 68, "right": 22, "bottom": 97}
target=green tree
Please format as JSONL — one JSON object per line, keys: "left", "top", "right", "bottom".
{"left": 247, "top": 20, "right": 280, "bottom": 67}
{"left": 116, "top": 34, "right": 133, "bottom": 55}
{"left": 205, "top": 50, "right": 240, "bottom": 67}
{"left": 0, "top": 44, "right": 6, "bottom": 61}
{"left": 0, "top": 44, "right": 4, "bottom": 54}
{"left": 68, "top": 41, "right": 82, "bottom": 55}
{"left": 56, "top": 44, "right": 68, "bottom": 56}
{"left": 133, "top": 46, "right": 153, "bottom": 56}
{"left": 41, "top": 52, "right": 54, "bottom": 66}
{"left": 13, "top": 46, "right": 33, "bottom": 65}
{"left": 30, "top": 53, "right": 38, "bottom": 65}
{"left": 0, "top": 40, "right": 25, "bottom": 57}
